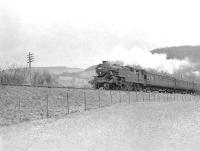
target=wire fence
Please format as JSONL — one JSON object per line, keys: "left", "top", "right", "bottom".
{"left": 0, "top": 85, "right": 200, "bottom": 126}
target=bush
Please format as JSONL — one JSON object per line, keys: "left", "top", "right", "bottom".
{"left": 0, "top": 65, "right": 28, "bottom": 85}
{"left": 32, "top": 70, "right": 58, "bottom": 86}
{"left": 0, "top": 65, "right": 58, "bottom": 86}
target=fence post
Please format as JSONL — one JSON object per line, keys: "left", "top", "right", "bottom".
{"left": 110, "top": 91, "right": 112, "bottom": 105}
{"left": 84, "top": 91, "right": 87, "bottom": 111}
{"left": 155, "top": 93, "right": 156, "bottom": 102}
{"left": 142, "top": 91, "right": 144, "bottom": 102}
{"left": 136, "top": 91, "right": 137, "bottom": 102}
{"left": 66, "top": 92, "right": 70, "bottom": 114}
{"left": 46, "top": 94, "right": 49, "bottom": 118}
{"left": 167, "top": 93, "right": 168, "bottom": 102}
{"left": 119, "top": 91, "right": 121, "bottom": 103}
{"left": 148, "top": 92, "right": 150, "bottom": 102}
{"left": 163, "top": 93, "right": 165, "bottom": 102}
{"left": 178, "top": 94, "right": 179, "bottom": 101}
{"left": 98, "top": 90, "right": 101, "bottom": 108}
{"left": 174, "top": 92, "right": 175, "bottom": 101}
{"left": 18, "top": 97, "right": 21, "bottom": 122}
{"left": 128, "top": 91, "right": 130, "bottom": 104}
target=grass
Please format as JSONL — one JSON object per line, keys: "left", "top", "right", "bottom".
{"left": 1, "top": 102, "right": 200, "bottom": 151}
{"left": 0, "top": 85, "right": 199, "bottom": 126}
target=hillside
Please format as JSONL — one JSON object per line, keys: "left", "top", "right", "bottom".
{"left": 58, "top": 65, "right": 96, "bottom": 87}
{"left": 60, "top": 66, "right": 96, "bottom": 79}
{"left": 151, "top": 45, "right": 200, "bottom": 62}
{"left": 32, "top": 66, "right": 84, "bottom": 75}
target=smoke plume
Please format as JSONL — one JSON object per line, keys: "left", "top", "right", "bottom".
{"left": 102, "top": 46, "right": 191, "bottom": 74}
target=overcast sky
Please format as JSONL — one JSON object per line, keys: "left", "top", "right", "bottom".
{"left": 0, "top": 0, "right": 200, "bottom": 68}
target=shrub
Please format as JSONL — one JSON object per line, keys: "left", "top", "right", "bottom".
{"left": 0, "top": 65, "right": 28, "bottom": 85}
{"left": 32, "top": 70, "right": 58, "bottom": 86}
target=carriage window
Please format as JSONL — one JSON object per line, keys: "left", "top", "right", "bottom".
{"left": 144, "top": 75, "right": 147, "bottom": 79}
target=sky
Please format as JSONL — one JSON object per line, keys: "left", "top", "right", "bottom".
{"left": 0, "top": 0, "right": 200, "bottom": 69}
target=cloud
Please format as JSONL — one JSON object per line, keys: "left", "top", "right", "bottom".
{"left": 102, "top": 46, "right": 191, "bottom": 74}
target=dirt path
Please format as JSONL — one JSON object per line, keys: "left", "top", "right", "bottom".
{"left": 1, "top": 101, "right": 200, "bottom": 151}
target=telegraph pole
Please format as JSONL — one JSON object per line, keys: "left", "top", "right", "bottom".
{"left": 27, "top": 52, "right": 34, "bottom": 85}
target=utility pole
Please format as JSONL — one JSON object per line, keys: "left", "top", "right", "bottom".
{"left": 27, "top": 52, "right": 34, "bottom": 85}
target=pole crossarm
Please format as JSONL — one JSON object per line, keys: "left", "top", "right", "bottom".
{"left": 27, "top": 52, "right": 34, "bottom": 63}
{"left": 27, "top": 52, "right": 34, "bottom": 85}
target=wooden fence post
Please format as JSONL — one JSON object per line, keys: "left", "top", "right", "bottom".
{"left": 110, "top": 91, "right": 112, "bottom": 105}
{"left": 66, "top": 92, "right": 69, "bottom": 114}
{"left": 136, "top": 91, "right": 137, "bottom": 102}
{"left": 142, "top": 91, "right": 144, "bottom": 102}
{"left": 148, "top": 92, "right": 150, "bottom": 102}
{"left": 128, "top": 91, "right": 130, "bottom": 104}
{"left": 46, "top": 94, "right": 49, "bottom": 118}
{"left": 98, "top": 90, "right": 101, "bottom": 108}
{"left": 167, "top": 93, "right": 168, "bottom": 102}
{"left": 84, "top": 91, "right": 86, "bottom": 111}
{"left": 119, "top": 91, "right": 121, "bottom": 103}
{"left": 155, "top": 93, "right": 156, "bottom": 101}
{"left": 18, "top": 97, "right": 21, "bottom": 122}
{"left": 174, "top": 92, "right": 175, "bottom": 101}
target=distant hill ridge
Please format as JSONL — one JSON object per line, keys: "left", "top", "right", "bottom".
{"left": 151, "top": 45, "right": 200, "bottom": 62}
{"left": 32, "top": 66, "right": 84, "bottom": 75}
{"left": 60, "top": 65, "right": 97, "bottom": 79}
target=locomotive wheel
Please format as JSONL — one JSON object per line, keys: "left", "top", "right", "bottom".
{"left": 126, "top": 84, "right": 133, "bottom": 91}
{"left": 103, "top": 83, "right": 110, "bottom": 90}
{"left": 120, "top": 82, "right": 132, "bottom": 91}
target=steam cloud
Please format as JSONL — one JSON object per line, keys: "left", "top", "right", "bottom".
{"left": 102, "top": 46, "right": 191, "bottom": 74}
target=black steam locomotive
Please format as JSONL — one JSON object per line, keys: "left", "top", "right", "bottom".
{"left": 90, "top": 61, "right": 199, "bottom": 93}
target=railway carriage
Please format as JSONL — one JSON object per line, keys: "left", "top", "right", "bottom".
{"left": 145, "top": 72, "right": 175, "bottom": 92}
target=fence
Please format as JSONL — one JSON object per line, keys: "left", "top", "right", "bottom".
{"left": 0, "top": 85, "right": 200, "bottom": 126}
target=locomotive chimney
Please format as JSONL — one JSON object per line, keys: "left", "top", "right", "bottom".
{"left": 102, "top": 61, "right": 108, "bottom": 64}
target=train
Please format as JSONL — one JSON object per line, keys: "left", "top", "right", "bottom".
{"left": 89, "top": 61, "right": 200, "bottom": 94}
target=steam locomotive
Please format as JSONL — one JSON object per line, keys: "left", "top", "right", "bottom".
{"left": 90, "top": 61, "right": 199, "bottom": 93}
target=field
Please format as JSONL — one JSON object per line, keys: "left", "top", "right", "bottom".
{"left": 0, "top": 85, "right": 199, "bottom": 126}
{"left": 1, "top": 101, "right": 200, "bottom": 151}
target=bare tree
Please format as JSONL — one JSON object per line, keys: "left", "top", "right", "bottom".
{"left": 0, "top": 64, "right": 28, "bottom": 85}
